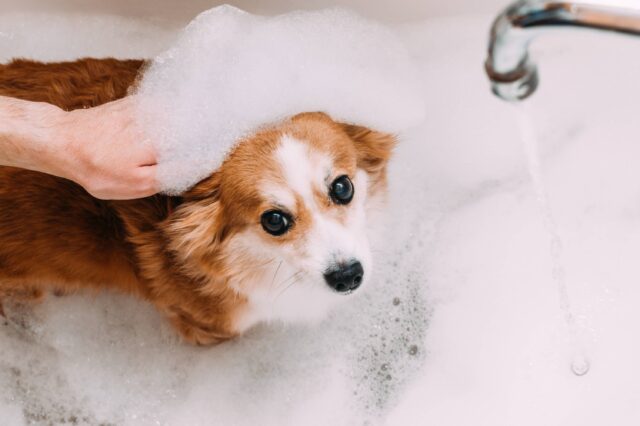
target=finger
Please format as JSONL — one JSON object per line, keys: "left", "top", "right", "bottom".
{"left": 132, "top": 142, "right": 158, "bottom": 167}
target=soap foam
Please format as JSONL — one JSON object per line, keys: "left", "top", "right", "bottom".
{"left": 0, "top": 9, "right": 429, "bottom": 426}
{"left": 5, "top": 8, "right": 640, "bottom": 426}
{"left": 135, "top": 6, "right": 425, "bottom": 193}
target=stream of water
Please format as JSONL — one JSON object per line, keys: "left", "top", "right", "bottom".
{"left": 514, "top": 103, "right": 590, "bottom": 376}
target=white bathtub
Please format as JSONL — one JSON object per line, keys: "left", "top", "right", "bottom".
{"left": 1, "top": 2, "right": 640, "bottom": 425}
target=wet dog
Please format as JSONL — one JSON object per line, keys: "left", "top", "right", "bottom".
{"left": 0, "top": 58, "right": 394, "bottom": 344}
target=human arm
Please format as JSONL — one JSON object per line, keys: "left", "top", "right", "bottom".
{"left": 0, "top": 95, "right": 158, "bottom": 200}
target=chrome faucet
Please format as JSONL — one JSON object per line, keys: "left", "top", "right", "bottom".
{"left": 485, "top": 0, "right": 640, "bottom": 101}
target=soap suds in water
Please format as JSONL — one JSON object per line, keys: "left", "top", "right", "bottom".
{"left": 0, "top": 8, "right": 431, "bottom": 426}
{"left": 134, "top": 6, "right": 425, "bottom": 193}
{"left": 3, "top": 9, "right": 640, "bottom": 426}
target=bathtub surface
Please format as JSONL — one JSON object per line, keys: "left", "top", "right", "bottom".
{"left": 1, "top": 8, "right": 640, "bottom": 426}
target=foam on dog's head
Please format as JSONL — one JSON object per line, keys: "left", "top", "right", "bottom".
{"left": 135, "top": 6, "right": 424, "bottom": 194}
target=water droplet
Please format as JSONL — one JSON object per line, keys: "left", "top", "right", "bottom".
{"left": 571, "top": 357, "right": 590, "bottom": 376}
{"left": 380, "top": 363, "right": 389, "bottom": 371}
{"left": 385, "top": 374, "right": 392, "bottom": 381}
{"left": 392, "top": 297, "right": 401, "bottom": 306}
{"left": 408, "top": 345, "right": 418, "bottom": 356}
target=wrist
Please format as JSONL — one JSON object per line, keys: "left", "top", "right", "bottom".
{"left": 0, "top": 97, "right": 68, "bottom": 175}
{"left": 36, "top": 104, "right": 80, "bottom": 181}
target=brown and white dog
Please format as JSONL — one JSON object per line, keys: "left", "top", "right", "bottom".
{"left": 0, "top": 58, "right": 395, "bottom": 345}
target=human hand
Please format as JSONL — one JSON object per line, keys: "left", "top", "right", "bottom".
{"left": 0, "top": 95, "right": 158, "bottom": 200}
{"left": 53, "top": 97, "right": 159, "bottom": 200}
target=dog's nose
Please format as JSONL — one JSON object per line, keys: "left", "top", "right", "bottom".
{"left": 323, "top": 261, "right": 364, "bottom": 293}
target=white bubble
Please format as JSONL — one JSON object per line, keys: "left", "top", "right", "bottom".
{"left": 135, "top": 6, "right": 425, "bottom": 193}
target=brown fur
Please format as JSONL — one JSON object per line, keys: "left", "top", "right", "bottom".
{"left": 0, "top": 57, "right": 394, "bottom": 344}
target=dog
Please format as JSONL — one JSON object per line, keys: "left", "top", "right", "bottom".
{"left": 0, "top": 58, "right": 395, "bottom": 345}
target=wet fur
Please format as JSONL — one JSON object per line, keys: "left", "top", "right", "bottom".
{"left": 0, "top": 58, "right": 394, "bottom": 344}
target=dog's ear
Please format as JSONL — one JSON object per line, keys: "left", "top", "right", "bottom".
{"left": 181, "top": 173, "right": 231, "bottom": 241}
{"left": 291, "top": 111, "right": 333, "bottom": 123}
{"left": 340, "top": 123, "right": 396, "bottom": 177}
{"left": 183, "top": 173, "right": 221, "bottom": 201}
{"left": 167, "top": 172, "right": 230, "bottom": 263}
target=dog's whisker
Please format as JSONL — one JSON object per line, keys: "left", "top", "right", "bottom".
{"left": 268, "top": 260, "right": 283, "bottom": 292}
{"left": 274, "top": 270, "right": 303, "bottom": 290}
{"left": 270, "top": 270, "right": 305, "bottom": 301}
{"left": 241, "top": 258, "right": 276, "bottom": 273}
{"left": 273, "top": 272, "right": 308, "bottom": 304}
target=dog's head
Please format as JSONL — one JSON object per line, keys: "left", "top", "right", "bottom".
{"left": 167, "top": 112, "right": 395, "bottom": 330}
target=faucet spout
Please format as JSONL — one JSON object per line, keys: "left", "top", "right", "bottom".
{"left": 485, "top": 0, "right": 640, "bottom": 101}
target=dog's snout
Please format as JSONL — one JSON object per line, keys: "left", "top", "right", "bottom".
{"left": 323, "top": 260, "right": 364, "bottom": 293}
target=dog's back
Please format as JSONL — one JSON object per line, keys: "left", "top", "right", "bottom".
{"left": 0, "top": 58, "right": 143, "bottom": 108}
{"left": 0, "top": 58, "right": 146, "bottom": 300}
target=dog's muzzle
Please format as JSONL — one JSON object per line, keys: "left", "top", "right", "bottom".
{"left": 323, "top": 260, "right": 364, "bottom": 293}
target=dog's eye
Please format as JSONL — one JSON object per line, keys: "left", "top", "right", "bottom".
{"left": 330, "top": 175, "right": 354, "bottom": 205}
{"left": 261, "top": 210, "right": 292, "bottom": 236}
